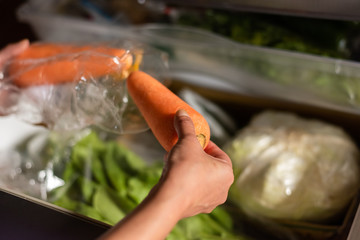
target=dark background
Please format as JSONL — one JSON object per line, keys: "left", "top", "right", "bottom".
{"left": 0, "top": 189, "right": 109, "bottom": 240}
{"left": 0, "top": 0, "right": 37, "bottom": 49}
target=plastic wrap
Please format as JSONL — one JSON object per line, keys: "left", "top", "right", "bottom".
{"left": 225, "top": 110, "right": 360, "bottom": 238}
{"left": 15, "top": 0, "right": 360, "bottom": 114}
{"left": 0, "top": 41, "right": 168, "bottom": 134}
{"left": 0, "top": 127, "right": 249, "bottom": 239}
{"left": 136, "top": 25, "right": 360, "bottom": 114}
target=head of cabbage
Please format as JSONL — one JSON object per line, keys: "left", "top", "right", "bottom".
{"left": 225, "top": 110, "right": 360, "bottom": 223}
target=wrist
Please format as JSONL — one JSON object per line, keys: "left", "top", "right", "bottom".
{"left": 99, "top": 182, "right": 184, "bottom": 240}
{"left": 153, "top": 177, "right": 191, "bottom": 221}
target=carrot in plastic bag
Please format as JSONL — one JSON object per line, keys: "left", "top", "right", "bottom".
{"left": 127, "top": 70, "right": 211, "bottom": 152}
{"left": 7, "top": 43, "right": 133, "bottom": 87}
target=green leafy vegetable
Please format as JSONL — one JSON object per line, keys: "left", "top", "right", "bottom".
{"left": 93, "top": 186, "right": 126, "bottom": 224}
{"left": 177, "top": 9, "right": 357, "bottom": 59}
{"left": 48, "top": 130, "right": 249, "bottom": 239}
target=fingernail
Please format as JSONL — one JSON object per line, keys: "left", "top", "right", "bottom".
{"left": 176, "top": 109, "right": 189, "bottom": 117}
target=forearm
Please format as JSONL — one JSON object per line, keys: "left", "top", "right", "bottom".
{"left": 98, "top": 183, "right": 182, "bottom": 240}
{"left": 97, "top": 110, "right": 233, "bottom": 239}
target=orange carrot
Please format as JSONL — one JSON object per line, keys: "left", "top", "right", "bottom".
{"left": 127, "top": 70, "right": 210, "bottom": 152}
{"left": 8, "top": 43, "right": 133, "bottom": 87}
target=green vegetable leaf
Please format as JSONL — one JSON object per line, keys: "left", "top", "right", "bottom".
{"left": 93, "top": 186, "right": 126, "bottom": 225}
{"left": 103, "top": 142, "right": 128, "bottom": 195}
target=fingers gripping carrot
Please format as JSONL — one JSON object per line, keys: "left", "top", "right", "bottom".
{"left": 126, "top": 70, "right": 210, "bottom": 152}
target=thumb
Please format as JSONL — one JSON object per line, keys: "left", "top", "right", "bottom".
{"left": 174, "top": 109, "right": 197, "bottom": 141}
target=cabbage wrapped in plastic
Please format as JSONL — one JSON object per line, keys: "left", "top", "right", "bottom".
{"left": 225, "top": 110, "right": 360, "bottom": 223}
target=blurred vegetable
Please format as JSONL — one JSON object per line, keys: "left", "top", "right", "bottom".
{"left": 225, "top": 110, "right": 360, "bottom": 223}
{"left": 176, "top": 9, "right": 359, "bottom": 60}
{"left": 8, "top": 43, "right": 133, "bottom": 87}
{"left": 48, "top": 130, "right": 248, "bottom": 239}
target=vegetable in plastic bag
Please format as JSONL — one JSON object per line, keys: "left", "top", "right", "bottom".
{"left": 225, "top": 110, "right": 360, "bottom": 223}
{"left": 0, "top": 42, "right": 168, "bottom": 134}
{"left": 47, "top": 130, "right": 249, "bottom": 239}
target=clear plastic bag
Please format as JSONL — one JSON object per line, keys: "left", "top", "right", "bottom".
{"left": 131, "top": 25, "right": 360, "bottom": 115}
{"left": 0, "top": 127, "right": 249, "bottom": 239}
{"left": 0, "top": 41, "right": 168, "bottom": 134}
{"left": 225, "top": 110, "right": 360, "bottom": 223}
{"left": 224, "top": 110, "right": 360, "bottom": 239}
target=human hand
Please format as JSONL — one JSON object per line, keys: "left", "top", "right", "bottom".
{"left": 99, "top": 109, "right": 234, "bottom": 240}
{"left": 0, "top": 39, "right": 29, "bottom": 116}
{"left": 157, "top": 109, "right": 234, "bottom": 219}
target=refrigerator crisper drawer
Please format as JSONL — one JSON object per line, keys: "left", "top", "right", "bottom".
{"left": 2, "top": 79, "right": 360, "bottom": 240}
{"left": 0, "top": 188, "right": 110, "bottom": 240}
